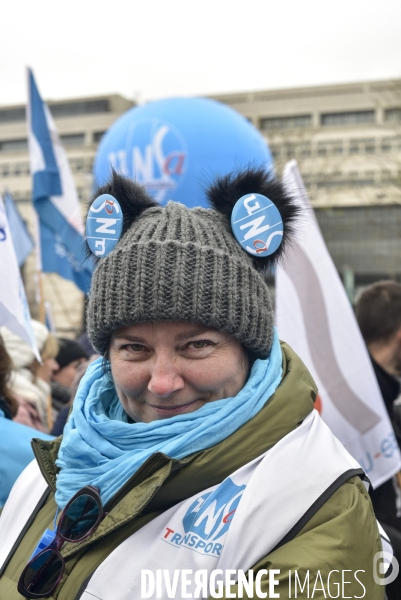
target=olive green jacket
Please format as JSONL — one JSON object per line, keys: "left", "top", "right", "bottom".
{"left": 0, "top": 344, "right": 384, "bottom": 599}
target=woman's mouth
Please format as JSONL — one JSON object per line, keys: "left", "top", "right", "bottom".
{"left": 147, "top": 399, "right": 203, "bottom": 416}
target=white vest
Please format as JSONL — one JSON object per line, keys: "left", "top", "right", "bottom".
{"left": 0, "top": 411, "right": 367, "bottom": 599}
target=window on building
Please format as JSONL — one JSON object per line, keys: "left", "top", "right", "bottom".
{"left": 0, "top": 164, "right": 10, "bottom": 177}
{"left": 364, "top": 139, "right": 376, "bottom": 153}
{"left": 299, "top": 143, "right": 312, "bottom": 157}
{"left": 285, "top": 144, "right": 296, "bottom": 159}
{"left": 70, "top": 158, "right": 85, "bottom": 172}
{"left": 50, "top": 99, "right": 110, "bottom": 118}
{"left": 332, "top": 143, "right": 343, "bottom": 155}
{"left": 93, "top": 131, "right": 106, "bottom": 143}
{"left": 315, "top": 205, "right": 401, "bottom": 278}
{"left": 269, "top": 145, "right": 280, "bottom": 160}
{"left": 349, "top": 140, "right": 360, "bottom": 154}
{"left": 0, "top": 107, "right": 26, "bottom": 123}
{"left": 259, "top": 114, "right": 312, "bottom": 130}
{"left": 381, "top": 138, "right": 393, "bottom": 153}
{"left": 316, "top": 141, "right": 344, "bottom": 156}
{"left": 320, "top": 110, "right": 375, "bottom": 126}
{"left": 362, "top": 171, "right": 375, "bottom": 185}
{"left": 347, "top": 176, "right": 374, "bottom": 187}
{"left": 60, "top": 134, "right": 85, "bottom": 147}
{"left": 0, "top": 139, "right": 28, "bottom": 152}
{"left": 14, "top": 194, "right": 30, "bottom": 203}
{"left": 316, "top": 172, "right": 344, "bottom": 188}
{"left": 349, "top": 138, "right": 376, "bottom": 154}
{"left": 384, "top": 109, "right": 401, "bottom": 123}
{"left": 13, "top": 162, "right": 30, "bottom": 176}
{"left": 381, "top": 170, "right": 396, "bottom": 185}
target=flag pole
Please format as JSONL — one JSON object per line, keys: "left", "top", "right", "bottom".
{"left": 26, "top": 67, "right": 45, "bottom": 324}
{"left": 33, "top": 184, "right": 45, "bottom": 325}
{"left": 37, "top": 275, "right": 45, "bottom": 324}
{"left": 34, "top": 216, "right": 52, "bottom": 431}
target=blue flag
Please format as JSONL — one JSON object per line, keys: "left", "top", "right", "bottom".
{"left": 27, "top": 68, "right": 93, "bottom": 293}
{"left": 4, "top": 192, "right": 34, "bottom": 267}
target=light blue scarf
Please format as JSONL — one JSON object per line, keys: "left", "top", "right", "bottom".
{"left": 55, "top": 330, "right": 283, "bottom": 508}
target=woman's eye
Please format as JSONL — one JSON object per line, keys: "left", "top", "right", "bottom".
{"left": 121, "top": 344, "right": 146, "bottom": 352}
{"left": 187, "top": 340, "right": 214, "bottom": 349}
{"left": 130, "top": 344, "right": 146, "bottom": 352}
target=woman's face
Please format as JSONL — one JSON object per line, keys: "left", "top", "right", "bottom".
{"left": 109, "top": 321, "right": 249, "bottom": 423}
{"left": 35, "top": 357, "right": 59, "bottom": 384}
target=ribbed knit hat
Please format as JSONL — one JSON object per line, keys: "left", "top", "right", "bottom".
{"left": 86, "top": 168, "right": 299, "bottom": 358}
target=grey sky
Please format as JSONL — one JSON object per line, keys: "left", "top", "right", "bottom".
{"left": 2, "top": 0, "right": 401, "bottom": 106}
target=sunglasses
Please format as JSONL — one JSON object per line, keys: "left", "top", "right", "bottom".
{"left": 18, "top": 485, "right": 106, "bottom": 598}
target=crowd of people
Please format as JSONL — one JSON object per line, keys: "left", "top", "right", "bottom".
{"left": 0, "top": 323, "right": 96, "bottom": 506}
{"left": 0, "top": 168, "right": 400, "bottom": 599}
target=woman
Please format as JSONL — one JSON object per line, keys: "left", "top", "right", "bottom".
{"left": 0, "top": 335, "right": 53, "bottom": 508}
{"left": 1, "top": 320, "right": 59, "bottom": 432}
{"left": 0, "top": 169, "right": 383, "bottom": 599}
{"left": 0, "top": 334, "right": 18, "bottom": 421}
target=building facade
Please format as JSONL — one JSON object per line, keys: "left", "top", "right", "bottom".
{"left": 0, "top": 80, "right": 400, "bottom": 335}
{"left": 211, "top": 80, "right": 401, "bottom": 290}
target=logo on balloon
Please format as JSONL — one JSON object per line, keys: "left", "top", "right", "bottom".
{"left": 108, "top": 119, "right": 188, "bottom": 204}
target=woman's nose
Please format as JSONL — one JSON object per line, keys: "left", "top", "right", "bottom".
{"left": 147, "top": 357, "right": 185, "bottom": 398}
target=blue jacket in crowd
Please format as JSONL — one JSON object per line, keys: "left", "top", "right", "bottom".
{"left": 0, "top": 408, "right": 53, "bottom": 508}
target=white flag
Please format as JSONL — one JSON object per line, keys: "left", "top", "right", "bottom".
{"left": 276, "top": 160, "right": 401, "bottom": 488}
{"left": 0, "top": 195, "right": 40, "bottom": 361}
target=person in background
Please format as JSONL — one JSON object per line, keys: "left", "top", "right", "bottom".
{"left": 51, "top": 338, "right": 88, "bottom": 419}
{"left": 51, "top": 354, "right": 98, "bottom": 436}
{"left": 0, "top": 334, "right": 53, "bottom": 508}
{"left": 0, "top": 334, "right": 18, "bottom": 421}
{"left": 0, "top": 320, "right": 59, "bottom": 433}
{"left": 77, "top": 331, "right": 96, "bottom": 357}
{"left": 355, "top": 280, "right": 401, "bottom": 600}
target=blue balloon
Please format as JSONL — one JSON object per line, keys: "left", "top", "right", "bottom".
{"left": 94, "top": 97, "right": 273, "bottom": 208}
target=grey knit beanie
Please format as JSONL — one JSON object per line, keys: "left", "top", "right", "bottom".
{"left": 86, "top": 168, "right": 298, "bottom": 358}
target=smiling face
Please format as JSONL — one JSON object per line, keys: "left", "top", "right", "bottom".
{"left": 109, "top": 321, "right": 249, "bottom": 423}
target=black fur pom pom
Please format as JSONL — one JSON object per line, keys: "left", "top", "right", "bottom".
{"left": 85, "top": 170, "right": 158, "bottom": 261}
{"left": 206, "top": 166, "right": 300, "bottom": 270}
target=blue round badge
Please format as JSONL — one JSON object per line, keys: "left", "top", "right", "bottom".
{"left": 231, "top": 193, "right": 283, "bottom": 257}
{"left": 86, "top": 194, "right": 123, "bottom": 257}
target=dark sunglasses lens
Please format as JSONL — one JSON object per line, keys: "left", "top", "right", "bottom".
{"left": 60, "top": 493, "right": 100, "bottom": 541}
{"left": 22, "top": 549, "right": 63, "bottom": 596}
